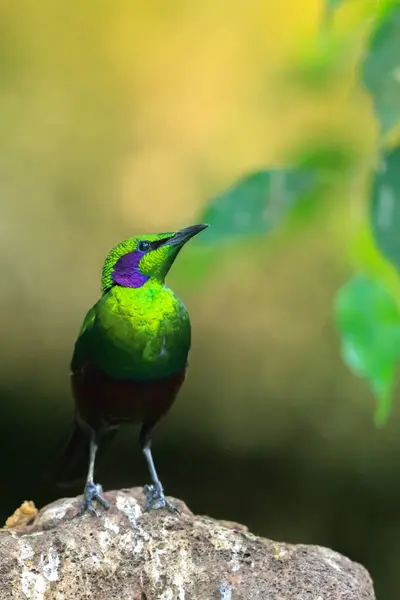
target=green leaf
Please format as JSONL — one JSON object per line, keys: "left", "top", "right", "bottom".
{"left": 363, "top": 2, "right": 400, "bottom": 136}
{"left": 371, "top": 146, "right": 400, "bottom": 273}
{"left": 350, "top": 221, "right": 400, "bottom": 302}
{"left": 335, "top": 274, "right": 400, "bottom": 426}
{"left": 197, "top": 169, "right": 316, "bottom": 245}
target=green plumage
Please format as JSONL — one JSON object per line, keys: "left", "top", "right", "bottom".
{"left": 71, "top": 283, "right": 191, "bottom": 380}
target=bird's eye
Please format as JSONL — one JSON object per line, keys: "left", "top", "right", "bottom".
{"left": 138, "top": 241, "right": 151, "bottom": 252}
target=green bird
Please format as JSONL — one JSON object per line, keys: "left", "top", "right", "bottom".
{"left": 55, "top": 224, "right": 209, "bottom": 514}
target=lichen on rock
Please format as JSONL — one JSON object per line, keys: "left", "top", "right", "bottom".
{"left": 4, "top": 500, "right": 38, "bottom": 531}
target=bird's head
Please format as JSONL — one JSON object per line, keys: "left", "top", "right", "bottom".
{"left": 101, "top": 224, "right": 209, "bottom": 293}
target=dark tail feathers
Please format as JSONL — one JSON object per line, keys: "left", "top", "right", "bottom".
{"left": 52, "top": 422, "right": 117, "bottom": 487}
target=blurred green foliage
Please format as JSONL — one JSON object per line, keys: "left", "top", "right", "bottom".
{"left": 199, "top": 169, "right": 316, "bottom": 243}
{"left": 335, "top": 275, "right": 400, "bottom": 426}
{"left": 371, "top": 147, "right": 400, "bottom": 272}
{"left": 326, "top": 0, "right": 342, "bottom": 8}
{"left": 194, "top": 0, "right": 400, "bottom": 426}
{"left": 363, "top": 1, "right": 400, "bottom": 136}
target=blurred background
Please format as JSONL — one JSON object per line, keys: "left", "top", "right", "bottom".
{"left": 0, "top": 0, "right": 397, "bottom": 597}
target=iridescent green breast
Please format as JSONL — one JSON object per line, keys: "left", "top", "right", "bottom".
{"left": 71, "top": 281, "right": 191, "bottom": 381}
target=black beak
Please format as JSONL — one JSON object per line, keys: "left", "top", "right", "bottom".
{"left": 163, "top": 224, "right": 209, "bottom": 247}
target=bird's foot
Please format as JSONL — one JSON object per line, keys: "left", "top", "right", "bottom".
{"left": 144, "top": 482, "right": 180, "bottom": 514}
{"left": 77, "top": 482, "right": 110, "bottom": 517}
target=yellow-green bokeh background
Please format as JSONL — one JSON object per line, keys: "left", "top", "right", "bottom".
{"left": 1, "top": 0, "right": 398, "bottom": 597}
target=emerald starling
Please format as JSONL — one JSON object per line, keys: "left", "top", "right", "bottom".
{"left": 55, "top": 224, "right": 208, "bottom": 515}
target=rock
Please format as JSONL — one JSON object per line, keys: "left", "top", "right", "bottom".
{"left": 1, "top": 487, "right": 375, "bottom": 599}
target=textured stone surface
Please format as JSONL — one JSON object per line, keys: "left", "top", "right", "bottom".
{"left": 0, "top": 487, "right": 375, "bottom": 599}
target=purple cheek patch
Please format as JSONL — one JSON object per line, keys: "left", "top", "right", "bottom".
{"left": 112, "top": 250, "right": 149, "bottom": 288}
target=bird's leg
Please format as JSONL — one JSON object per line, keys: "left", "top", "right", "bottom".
{"left": 78, "top": 429, "right": 110, "bottom": 517}
{"left": 140, "top": 424, "right": 179, "bottom": 514}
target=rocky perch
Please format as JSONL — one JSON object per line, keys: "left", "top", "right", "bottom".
{"left": 0, "top": 487, "right": 375, "bottom": 599}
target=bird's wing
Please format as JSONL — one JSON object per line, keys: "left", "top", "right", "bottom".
{"left": 70, "top": 305, "right": 97, "bottom": 373}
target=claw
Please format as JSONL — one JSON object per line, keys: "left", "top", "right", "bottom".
{"left": 143, "top": 483, "right": 180, "bottom": 514}
{"left": 77, "top": 482, "right": 110, "bottom": 517}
